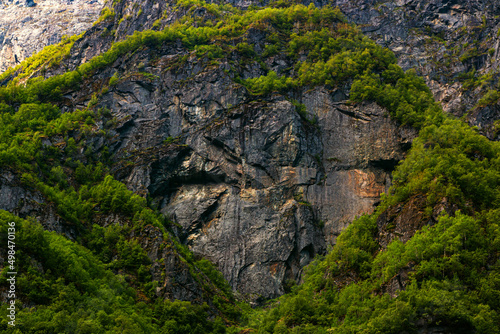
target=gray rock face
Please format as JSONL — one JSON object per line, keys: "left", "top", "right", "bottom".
{"left": 0, "top": 0, "right": 414, "bottom": 301}
{"left": 134, "top": 93, "right": 409, "bottom": 300}
{"left": 0, "top": 0, "right": 103, "bottom": 73}
{"left": 58, "top": 44, "right": 415, "bottom": 300}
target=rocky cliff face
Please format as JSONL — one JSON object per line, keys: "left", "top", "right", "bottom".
{"left": 0, "top": 0, "right": 103, "bottom": 72}
{"left": 47, "top": 53, "right": 414, "bottom": 300}
{"left": 0, "top": 0, "right": 498, "bottom": 305}
{"left": 34, "top": 3, "right": 414, "bottom": 301}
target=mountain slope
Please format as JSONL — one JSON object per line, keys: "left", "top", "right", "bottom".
{"left": 0, "top": 0, "right": 498, "bottom": 333}
{"left": 0, "top": 1, "right": 419, "bottom": 301}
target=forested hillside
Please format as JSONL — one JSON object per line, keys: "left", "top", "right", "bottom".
{"left": 0, "top": 0, "right": 498, "bottom": 333}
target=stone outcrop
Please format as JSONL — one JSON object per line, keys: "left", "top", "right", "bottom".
{"left": 376, "top": 195, "right": 460, "bottom": 249}
{"left": 52, "top": 36, "right": 415, "bottom": 299}
{"left": 0, "top": 0, "right": 103, "bottom": 72}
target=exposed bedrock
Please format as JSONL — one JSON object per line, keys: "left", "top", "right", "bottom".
{"left": 84, "top": 60, "right": 416, "bottom": 299}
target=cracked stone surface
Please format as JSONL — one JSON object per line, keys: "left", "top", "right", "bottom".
{"left": 0, "top": 0, "right": 103, "bottom": 72}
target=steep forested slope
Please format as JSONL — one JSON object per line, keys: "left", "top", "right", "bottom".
{"left": 0, "top": 0, "right": 498, "bottom": 333}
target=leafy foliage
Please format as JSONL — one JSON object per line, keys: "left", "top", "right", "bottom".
{"left": 0, "top": 212, "right": 229, "bottom": 333}
{"left": 0, "top": 34, "right": 81, "bottom": 83}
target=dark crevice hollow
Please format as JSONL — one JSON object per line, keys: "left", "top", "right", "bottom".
{"left": 369, "top": 158, "right": 399, "bottom": 173}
